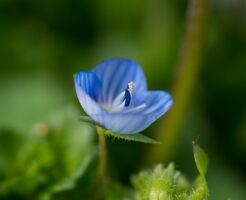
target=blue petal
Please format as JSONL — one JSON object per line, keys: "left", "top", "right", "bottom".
{"left": 74, "top": 72, "right": 106, "bottom": 116}
{"left": 89, "top": 91, "right": 173, "bottom": 134}
{"left": 92, "top": 58, "right": 147, "bottom": 104}
{"left": 141, "top": 91, "right": 173, "bottom": 119}
{"left": 90, "top": 113, "right": 155, "bottom": 134}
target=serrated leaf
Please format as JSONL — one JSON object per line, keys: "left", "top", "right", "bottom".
{"left": 79, "top": 116, "right": 160, "bottom": 144}
{"left": 104, "top": 130, "right": 160, "bottom": 144}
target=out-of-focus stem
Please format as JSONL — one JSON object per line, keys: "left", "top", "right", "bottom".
{"left": 96, "top": 126, "right": 107, "bottom": 180}
{"left": 146, "top": 0, "right": 209, "bottom": 164}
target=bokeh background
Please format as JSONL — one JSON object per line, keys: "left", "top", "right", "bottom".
{"left": 0, "top": 0, "right": 245, "bottom": 199}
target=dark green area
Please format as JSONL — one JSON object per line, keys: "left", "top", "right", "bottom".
{"left": 0, "top": 0, "right": 245, "bottom": 199}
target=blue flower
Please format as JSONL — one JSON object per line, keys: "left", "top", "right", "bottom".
{"left": 74, "top": 58, "right": 173, "bottom": 134}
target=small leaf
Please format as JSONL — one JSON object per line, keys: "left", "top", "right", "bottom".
{"left": 79, "top": 116, "right": 160, "bottom": 144}
{"left": 104, "top": 130, "right": 160, "bottom": 144}
{"left": 192, "top": 141, "right": 209, "bottom": 177}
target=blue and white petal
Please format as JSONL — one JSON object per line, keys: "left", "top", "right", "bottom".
{"left": 74, "top": 72, "right": 106, "bottom": 116}
{"left": 141, "top": 91, "right": 173, "bottom": 119}
{"left": 90, "top": 91, "right": 173, "bottom": 134}
{"left": 90, "top": 113, "right": 156, "bottom": 134}
{"left": 74, "top": 58, "right": 173, "bottom": 134}
{"left": 92, "top": 58, "right": 147, "bottom": 104}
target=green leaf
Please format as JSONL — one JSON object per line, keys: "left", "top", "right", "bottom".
{"left": 0, "top": 106, "right": 96, "bottom": 199}
{"left": 80, "top": 116, "right": 160, "bottom": 144}
{"left": 104, "top": 130, "right": 160, "bottom": 144}
{"left": 192, "top": 141, "right": 209, "bottom": 177}
{"left": 79, "top": 116, "right": 160, "bottom": 144}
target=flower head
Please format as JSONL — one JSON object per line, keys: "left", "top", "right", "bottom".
{"left": 74, "top": 58, "right": 173, "bottom": 134}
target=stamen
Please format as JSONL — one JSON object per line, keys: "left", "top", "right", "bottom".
{"left": 104, "top": 81, "right": 136, "bottom": 113}
{"left": 124, "top": 89, "right": 131, "bottom": 107}
{"left": 124, "top": 82, "right": 136, "bottom": 107}
{"left": 111, "top": 101, "right": 125, "bottom": 112}
{"left": 124, "top": 103, "right": 146, "bottom": 113}
{"left": 127, "top": 81, "right": 136, "bottom": 92}
{"left": 111, "top": 91, "right": 125, "bottom": 107}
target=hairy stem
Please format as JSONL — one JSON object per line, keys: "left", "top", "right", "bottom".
{"left": 96, "top": 126, "right": 107, "bottom": 180}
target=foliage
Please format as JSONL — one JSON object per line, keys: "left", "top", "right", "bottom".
{"left": 0, "top": 107, "right": 97, "bottom": 199}
{"left": 0, "top": 105, "right": 210, "bottom": 200}
{"left": 104, "top": 130, "right": 160, "bottom": 144}
{"left": 131, "top": 143, "right": 209, "bottom": 200}
{"left": 80, "top": 115, "right": 160, "bottom": 144}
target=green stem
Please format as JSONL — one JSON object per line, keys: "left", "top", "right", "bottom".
{"left": 96, "top": 126, "right": 107, "bottom": 180}
{"left": 146, "top": 0, "right": 209, "bottom": 164}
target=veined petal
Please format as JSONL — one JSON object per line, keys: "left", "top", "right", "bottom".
{"left": 142, "top": 91, "right": 173, "bottom": 119}
{"left": 90, "top": 91, "right": 173, "bottom": 134}
{"left": 74, "top": 59, "right": 173, "bottom": 134}
{"left": 92, "top": 58, "right": 147, "bottom": 104}
{"left": 74, "top": 72, "right": 106, "bottom": 116}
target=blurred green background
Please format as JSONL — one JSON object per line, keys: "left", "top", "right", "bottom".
{"left": 0, "top": 0, "right": 245, "bottom": 199}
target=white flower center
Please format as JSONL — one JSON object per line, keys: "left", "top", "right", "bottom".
{"left": 101, "top": 81, "right": 146, "bottom": 113}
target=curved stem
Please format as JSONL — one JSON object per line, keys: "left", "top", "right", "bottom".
{"left": 96, "top": 126, "right": 107, "bottom": 180}
{"left": 146, "top": 0, "right": 209, "bottom": 164}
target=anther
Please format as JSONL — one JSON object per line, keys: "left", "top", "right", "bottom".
{"left": 110, "top": 81, "right": 136, "bottom": 112}
{"left": 124, "top": 82, "right": 136, "bottom": 107}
